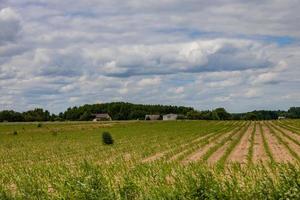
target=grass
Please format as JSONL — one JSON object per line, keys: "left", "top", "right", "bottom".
{"left": 0, "top": 120, "right": 300, "bottom": 199}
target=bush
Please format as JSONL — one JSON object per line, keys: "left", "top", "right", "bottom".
{"left": 102, "top": 132, "right": 114, "bottom": 145}
{"left": 37, "top": 123, "right": 42, "bottom": 128}
{"left": 13, "top": 131, "right": 18, "bottom": 135}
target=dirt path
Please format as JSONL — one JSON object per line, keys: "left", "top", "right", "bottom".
{"left": 181, "top": 129, "right": 237, "bottom": 164}
{"left": 262, "top": 124, "right": 295, "bottom": 163}
{"left": 253, "top": 124, "right": 269, "bottom": 163}
{"left": 228, "top": 124, "right": 253, "bottom": 164}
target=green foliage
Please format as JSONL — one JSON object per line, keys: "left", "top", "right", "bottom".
{"left": 214, "top": 108, "right": 231, "bottom": 120}
{"left": 287, "top": 107, "right": 300, "bottom": 119}
{"left": 37, "top": 123, "right": 42, "bottom": 128}
{"left": 13, "top": 130, "right": 18, "bottom": 135}
{"left": 79, "top": 111, "right": 92, "bottom": 121}
{"left": 62, "top": 102, "right": 194, "bottom": 121}
{"left": 1, "top": 103, "right": 300, "bottom": 122}
{"left": 64, "top": 161, "right": 112, "bottom": 199}
{"left": 119, "top": 178, "right": 139, "bottom": 199}
{"left": 102, "top": 131, "right": 114, "bottom": 145}
{"left": 211, "top": 111, "right": 220, "bottom": 120}
{"left": 0, "top": 108, "right": 51, "bottom": 122}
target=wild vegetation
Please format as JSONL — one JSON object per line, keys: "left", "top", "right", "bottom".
{"left": 0, "top": 120, "right": 300, "bottom": 199}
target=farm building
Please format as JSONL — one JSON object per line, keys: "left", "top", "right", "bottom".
{"left": 163, "top": 113, "right": 178, "bottom": 120}
{"left": 163, "top": 114, "right": 185, "bottom": 120}
{"left": 145, "top": 115, "right": 161, "bottom": 120}
{"left": 278, "top": 116, "right": 286, "bottom": 120}
{"left": 93, "top": 113, "right": 112, "bottom": 121}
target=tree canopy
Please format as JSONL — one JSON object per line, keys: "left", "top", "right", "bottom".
{"left": 0, "top": 102, "right": 299, "bottom": 122}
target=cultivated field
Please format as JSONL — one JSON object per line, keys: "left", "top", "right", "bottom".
{"left": 0, "top": 120, "right": 300, "bottom": 199}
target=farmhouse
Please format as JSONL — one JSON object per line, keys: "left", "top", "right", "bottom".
{"left": 145, "top": 115, "right": 161, "bottom": 120}
{"left": 163, "top": 113, "right": 178, "bottom": 120}
{"left": 93, "top": 113, "right": 112, "bottom": 121}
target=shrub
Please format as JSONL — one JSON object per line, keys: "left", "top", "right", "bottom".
{"left": 102, "top": 132, "right": 114, "bottom": 145}
{"left": 37, "top": 123, "right": 42, "bottom": 128}
{"left": 13, "top": 131, "right": 18, "bottom": 135}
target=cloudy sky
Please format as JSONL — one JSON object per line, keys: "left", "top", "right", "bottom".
{"left": 0, "top": 0, "right": 299, "bottom": 113}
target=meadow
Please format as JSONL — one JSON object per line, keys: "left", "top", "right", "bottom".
{"left": 0, "top": 120, "right": 300, "bottom": 199}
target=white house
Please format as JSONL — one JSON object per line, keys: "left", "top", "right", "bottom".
{"left": 163, "top": 113, "right": 178, "bottom": 120}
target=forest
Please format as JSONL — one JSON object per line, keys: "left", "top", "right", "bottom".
{"left": 0, "top": 102, "right": 299, "bottom": 122}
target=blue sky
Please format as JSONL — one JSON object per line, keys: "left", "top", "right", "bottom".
{"left": 0, "top": 0, "right": 299, "bottom": 113}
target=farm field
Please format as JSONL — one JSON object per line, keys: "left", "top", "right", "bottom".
{"left": 0, "top": 120, "right": 300, "bottom": 199}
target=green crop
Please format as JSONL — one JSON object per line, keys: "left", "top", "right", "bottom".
{"left": 0, "top": 120, "right": 300, "bottom": 199}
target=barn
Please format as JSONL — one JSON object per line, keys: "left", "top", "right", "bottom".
{"left": 145, "top": 115, "right": 161, "bottom": 120}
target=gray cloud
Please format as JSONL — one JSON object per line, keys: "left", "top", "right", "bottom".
{"left": 0, "top": 8, "right": 21, "bottom": 44}
{"left": 33, "top": 49, "right": 85, "bottom": 77}
{"left": 85, "top": 39, "right": 274, "bottom": 77}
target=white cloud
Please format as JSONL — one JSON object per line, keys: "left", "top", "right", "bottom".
{"left": 137, "top": 77, "right": 161, "bottom": 87}
{"left": 245, "top": 88, "right": 262, "bottom": 98}
{"left": 173, "top": 86, "right": 184, "bottom": 94}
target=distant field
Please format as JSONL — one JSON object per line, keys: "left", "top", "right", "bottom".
{"left": 0, "top": 120, "right": 300, "bottom": 199}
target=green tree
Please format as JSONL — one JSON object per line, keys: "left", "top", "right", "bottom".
{"left": 214, "top": 108, "right": 231, "bottom": 120}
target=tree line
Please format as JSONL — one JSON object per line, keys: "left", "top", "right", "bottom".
{"left": 0, "top": 102, "right": 299, "bottom": 122}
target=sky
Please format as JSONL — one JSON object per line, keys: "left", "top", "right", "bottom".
{"left": 0, "top": 0, "right": 299, "bottom": 113}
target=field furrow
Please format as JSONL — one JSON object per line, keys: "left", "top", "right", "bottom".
{"left": 253, "top": 123, "right": 269, "bottom": 164}
{"left": 142, "top": 122, "right": 235, "bottom": 163}
{"left": 207, "top": 141, "right": 231, "bottom": 165}
{"left": 262, "top": 124, "right": 295, "bottom": 163}
{"left": 275, "top": 121, "right": 300, "bottom": 135}
{"left": 142, "top": 152, "right": 166, "bottom": 163}
{"left": 277, "top": 121, "right": 300, "bottom": 131}
{"left": 181, "top": 124, "right": 242, "bottom": 164}
{"left": 228, "top": 123, "right": 254, "bottom": 164}
{"left": 266, "top": 122, "right": 300, "bottom": 162}
{"left": 271, "top": 122, "right": 300, "bottom": 142}
{"left": 201, "top": 123, "right": 247, "bottom": 164}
